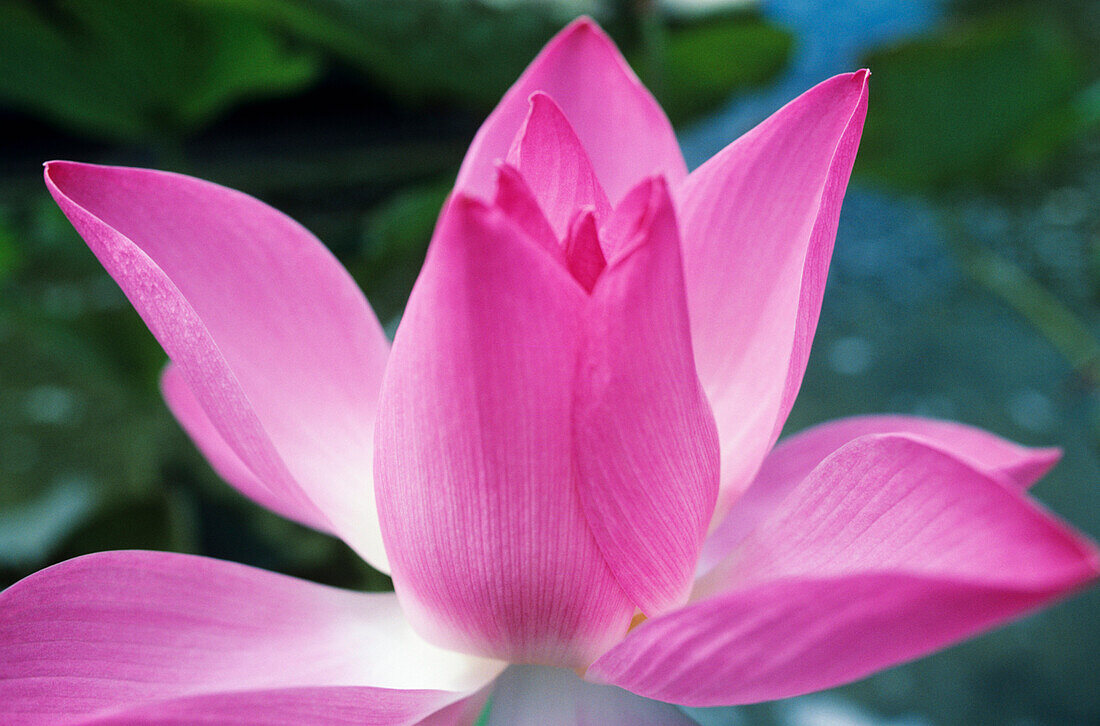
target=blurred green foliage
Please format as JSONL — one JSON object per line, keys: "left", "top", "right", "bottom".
{"left": 858, "top": 9, "right": 1095, "bottom": 191}
{"left": 0, "top": 0, "right": 791, "bottom": 143}
{"left": 0, "top": 200, "right": 168, "bottom": 565}
{"left": 205, "top": 0, "right": 791, "bottom": 124}
{"left": 0, "top": 0, "right": 320, "bottom": 142}
{"left": 635, "top": 16, "right": 793, "bottom": 125}
{"left": 354, "top": 178, "right": 452, "bottom": 326}
{"left": 196, "top": 0, "right": 597, "bottom": 109}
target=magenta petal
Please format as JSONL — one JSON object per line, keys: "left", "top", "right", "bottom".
{"left": 485, "top": 666, "right": 696, "bottom": 725}
{"left": 374, "top": 196, "right": 633, "bottom": 667}
{"left": 0, "top": 551, "right": 504, "bottom": 725}
{"left": 588, "top": 435, "right": 1099, "bottom": 705}
{"left": 677, "top": 71, "right": 869, "bottom": 523}
{"left": 590, "top": 572, "right": 1095, "bottom": 707}
{"left": 700, "top": 415, "right": 1063, "bottom": 570}
{"left": 456, "top": 18, "right": 686, "bottom": 205}
{"left": 82, "top": 688, "right": 482, "bottom": 726}
{"left": 575, "top": 179, "right": 719, "bottom": 615}
{"left": 415, "top": 688, "right": 492, "bottom": 726}
{"left": 45, "top": 162, "right": 391, "bottom": 572}
{"left": 493, "top": 164, "right": 562, "bottom": 261}
{"left": 774, "top": 415, "right": 1061, "bottom": 489}
{"left": 563, "top": 209, "right": 605, "bottom": 292}
{"left": 507, "top": 92, "right": 612, "bottom": 237}
{"left": 160, "top": 364, "right": 328, "bottom": 533}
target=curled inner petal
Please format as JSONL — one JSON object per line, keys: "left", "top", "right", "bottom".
{"left": 564, "top": 208, "right": 606, "bottom": 292}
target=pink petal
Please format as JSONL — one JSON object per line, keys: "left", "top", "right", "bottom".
{"left": 83, "top": 688, "right": 483, "bottom": 726}
{"left": 455, "top": 17, "right": 686, "bottom": 205}
{"left": 415, "top": 688, "right": 492, "bottom": 726}
{"left": 588, "top": 434, "right": 1099, "bottom": 705}
{"left": 506, "top": 92, "right": 612, "bottom": 238}
{"left": 677, "top": 71, "right": 869, "bottom": 523}
{"left": 374, "top": 195, "right": 633, "bottom": 667}
{"left": 700, "top": 415, "right": 1063, "bottom": 570}
{"left": 493, "top": 164, "right": 562, "bottom": 261}
{"left": 575, "top": 178, "right": 719, "bottom": 615}
{"left": 45, "top": 161, "right": 391, "bottom": 572}
{"left": 160, "top": 364, "right": 328, "bottom": 533}
{"left": 590, "top": 572, "right": 1094, "bottom": 708}
{"left": 0, "top": 551, "right": 504, "bottom": 725}
{"left": 563, "top": 208, "right": 605, "bottom": 293}
{"left": 486, "top": 666, "right": 696, "bottom": 725}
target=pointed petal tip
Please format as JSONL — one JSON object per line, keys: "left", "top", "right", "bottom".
{"left": 42, "top": 159, "right": 70, "bottom": 185}
{"left": 439, "top": 192, "right": 502, "bottom": 238}
{"left": 561, "top": 15, "right": 605, "bottom": 39}
{"left": 603, "top": 174, "right": 674, "bottom": 264}
{"left": 629, "top": 173, "right": 669, "bottom": 194}
{"left": 616, "top": 174, "right": 671, "bottom": 211}
{"left": 1086, "top": 542, "right": 1100, "bottom": 575}
{"left": 447, "top": 191, "right": 491, "bottom": 217}
{"left": 527, "top": 89, "right": 551, "bottom": 105}
{"left": 558, "top": 16, "right": 625, "bottom": 59}
{"left": 827, "top": 68, "right": 870, "bottom": 97}
{"left": 492, "top": 159, "right": 522, "bottom": 188}
{"left": 1013, "top": 445, "right": 1063, "bottom": 485}
{"left": 804, "top": 70, "right": 869, "bottom": 109}
{"left": 44, "top": 159, "right": 115, "bottom": 184}
{"left": 1033, "top": 446, "right": 1064, "bottom": 465}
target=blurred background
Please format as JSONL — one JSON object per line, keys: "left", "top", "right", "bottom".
{"left": 0, "top": 0, "right": 1097, "bottom": 723}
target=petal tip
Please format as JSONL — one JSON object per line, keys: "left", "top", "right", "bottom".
{"left": 526, "top": 89, "right": 555, "bottom": 109}
{"left": 1017, "top": 446, "right": 1063, "bottom": 484}
{"left": 816, "top": 69, "right": 870, "bottom": 105}
{"left": 549, "top": 15, "right": 621, "bottom": 65}
{"left": 562, "top": 15, "right": 604, "bottom": 39}
{"left": 42, "top": 159, "right": 67, "bottom": 185}
{"left": 492, "top": 160, "right": 521, "bottom": 185}
{"left": 43, "top": 158, "right": 94, "bottom": 181}
{"left": 1033, "top": 446, "right": 1064, "bottom": 465}
{"left": 448, "top": 191, "right": 490, "bottom": 216}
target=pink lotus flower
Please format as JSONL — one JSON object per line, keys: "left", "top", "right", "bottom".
{"left": 4, "top": 17, "right": 1097, "bottom": 725}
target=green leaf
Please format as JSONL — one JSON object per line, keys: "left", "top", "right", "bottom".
{"left": 0, "top": 0, "right": 321, "bottom": 142}
{"left": 198, "top": 0, "right": 595, "bottom": 110}
{"left": 642, "top": 15, "right": 793, "bottom": 125}
{"left": 350, "top": 178, "right": 452, "bottom": 324}
{"left": 0, "top": 208, "right": 23, "bottom": 281}
{"left": 857, "top": 10, "right": 1090, "bottom": 192}
{"left": 198, "top": 0, "right": 789, "bottom": 123}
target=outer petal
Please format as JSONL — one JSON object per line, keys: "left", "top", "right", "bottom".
{"left": 677, "top": 71, "right": 869, "bottom": 523}
{"left": 575, "top": 179, "right": 719, "bottom": 615}
{"left": 699, "top": 415, "right": 1063, "bottom": 570}
{"left": 160, "top": 364, "right": 327, "bottom": 532}
{"left": 415, "top": 688, "right": 492, "bottom": 726}
{"left": 0, "top": 551, "right": 504, "bottom": 725}
{"left": 455, "top": 17, "right": 686, "bottom": 205}
{"left": 84, "top": 688, "right": 484, "bottom": 726}
{"left": 45, "top": 162, "right": 391, "bottom": 572}
{"left": 506, "top": 92, "right": 611, "bottom": 238}
{"left": 486, "top": 666, "right": 696, "bottom": 726}
{"left": 492, "top": 164, "right": 562, "bottom": 262}
{"left": 374, "top": 196, "right": 633, "bottom": 667}
{"left": 589, "top": 435, "right": 1099, "bottom": 705}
